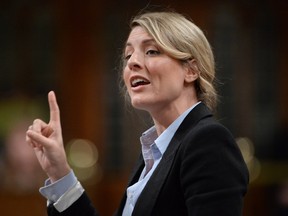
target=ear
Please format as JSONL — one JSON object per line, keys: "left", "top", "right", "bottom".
{"left": 184, "top": 59, "right": 199, "bottom": 83}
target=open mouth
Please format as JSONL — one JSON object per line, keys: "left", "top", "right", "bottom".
{"left": 131, "top": 78, "right": 150, "bottom": 87}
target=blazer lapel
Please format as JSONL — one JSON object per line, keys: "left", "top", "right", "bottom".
{"left": 115, "top": 154, "right": 145, "bottom": 215}
{"left": 132, "top": 103, "right": 212, "bottom": 216}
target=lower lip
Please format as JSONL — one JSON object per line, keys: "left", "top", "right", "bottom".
{"left": 131, "top": 84, "right": 150, "bottom": 91}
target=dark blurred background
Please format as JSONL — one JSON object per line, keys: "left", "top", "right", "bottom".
{"left": 0, "top": 0, "right": 287, "bottom": 215}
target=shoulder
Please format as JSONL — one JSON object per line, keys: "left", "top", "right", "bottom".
{"left": 175, "top": 103, "right": 242, "bottom": 163}
{"left": 179, "top": 115, "right": 244, "bottom": 167}
{"left": 182, "top": 114, "right": 234, "bottom": 146}
{"left": 175, "top": 103, "right": 231, "bottom": 142}
{"left": 178, "top": 115, "right": 249, "bottom": 184}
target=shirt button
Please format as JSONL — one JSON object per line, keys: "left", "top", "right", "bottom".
{"left": 128, "top": 192, "right": 133, "bottom": 199}
{"left": 51, "top": 194, "right": 57, "bottom": 201}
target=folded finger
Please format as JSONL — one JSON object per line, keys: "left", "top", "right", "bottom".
{"left": 26, "top": 130, "right": 52, "bottom": 149}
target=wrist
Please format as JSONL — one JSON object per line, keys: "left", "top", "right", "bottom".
{"left": 48, "top": 164, "right": 71, "bottom": 183}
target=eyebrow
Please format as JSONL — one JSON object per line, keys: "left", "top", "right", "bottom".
{"left": 125, "top": 38, "right": 156, "bottom": 47}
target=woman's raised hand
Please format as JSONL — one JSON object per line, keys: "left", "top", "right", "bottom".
{"left": 26, "top": 91, "right": 71, "bottom": 182}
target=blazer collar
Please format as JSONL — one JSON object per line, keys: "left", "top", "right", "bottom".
{"left": 168, "top": 102, "right": 213, "bottom": 154}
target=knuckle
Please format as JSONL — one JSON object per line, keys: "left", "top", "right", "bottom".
{"left": 33, "top": 119, "right": 40, "bottom": 124}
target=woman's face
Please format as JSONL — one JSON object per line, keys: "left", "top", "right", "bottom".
{"left": 123, "top": 26, "right": 195, "bottom": 114}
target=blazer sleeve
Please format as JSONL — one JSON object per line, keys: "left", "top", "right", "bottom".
{"left": 47, "top": 192, "right": 99, "bottom": 216}
{"left": 180, "top": 122, "right": 249, "bottom": 216}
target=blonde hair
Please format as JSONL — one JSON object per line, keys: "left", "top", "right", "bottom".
{"left": 121, "top": 11, "right": 218, "bottom": 111}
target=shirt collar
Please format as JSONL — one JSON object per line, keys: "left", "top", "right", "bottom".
{"left": 140, "top": 127, "right": 158, "bottom": 162}
{"left": 140, "top": 102, "right": 201, "bottom": 162}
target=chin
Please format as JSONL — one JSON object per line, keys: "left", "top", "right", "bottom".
{"left": 131, "top": 99, "right": 150, "bottom": 111}
{"left": 131, "top": 101, "right": 144, "bottom": 110}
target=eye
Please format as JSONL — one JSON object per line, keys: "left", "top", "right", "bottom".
{"left": 146, "top": 50, "right": 160, "bottom": 56}
{"left": 124, "top": 54, "right": 131, "bottom": 60}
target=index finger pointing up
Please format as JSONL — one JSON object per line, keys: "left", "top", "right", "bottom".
{"left": 48, "top": 91, "right": 60, "bottom": 123}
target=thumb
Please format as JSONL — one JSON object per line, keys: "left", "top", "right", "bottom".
{"left": 42, "top": 126, "right": 54, "bottom": 137}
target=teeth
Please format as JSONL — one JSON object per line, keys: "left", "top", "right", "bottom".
{"left": 131, "top": 78, "right": 150, "bottom": 87}
{"left": 132, "top": 78, "right": 145, "bottom": 86}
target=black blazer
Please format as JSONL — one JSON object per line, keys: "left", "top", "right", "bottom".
{"left": 48, "top": 103, "right": 249, "bottom": 216}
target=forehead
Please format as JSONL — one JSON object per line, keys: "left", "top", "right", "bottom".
{"left": 126, "top": 26, "right": 155, "bottom": 46}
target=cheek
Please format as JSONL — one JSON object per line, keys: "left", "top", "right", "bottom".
{"left": 122, "top": 70, "right": 130, "bottom": 88}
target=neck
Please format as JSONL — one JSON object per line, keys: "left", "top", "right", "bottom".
{"left": 151, "top": 100, "right": 199, "bottom": 135}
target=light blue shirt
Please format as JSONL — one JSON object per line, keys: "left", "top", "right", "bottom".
{"left": 40, "top": 102, "right": 201, "bottom": 213}
{"left": 39, "top": 169, "right": 78, "bottom": 203}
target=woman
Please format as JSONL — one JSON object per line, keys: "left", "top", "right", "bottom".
{"left": 26, "top": 10, "right": 249, "bottom": 216}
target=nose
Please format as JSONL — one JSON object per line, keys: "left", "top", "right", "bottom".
{"left": 127, "top": 52, "right": 143, "bottom": 71}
